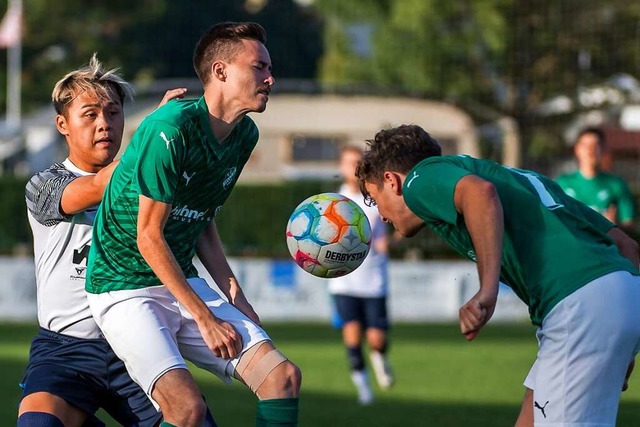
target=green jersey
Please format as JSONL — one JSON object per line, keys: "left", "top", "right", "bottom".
{"left": 86, "top": 97, "right": 258, "bottom": 293}
{"left": 403, "top": 155, "right": 638, "bottom": 326}
{"left": 556, "top": 170, "right": 635, "bottom": 223}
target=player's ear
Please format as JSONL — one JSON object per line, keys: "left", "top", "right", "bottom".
{"left": 383, "top": 171, "right": 403, "bottom": 196}
{"left": 55, "top": 114, "right": 69, "bottom": 136}
{"left": 212, "top": 61, "right": 226, "bottom": 82}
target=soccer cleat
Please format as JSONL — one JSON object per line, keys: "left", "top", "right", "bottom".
{"left": 370, "top": 351, "right": 394, "bottom": 390}
{"left": 351, "top": 370, "right": 374, "bottom": 405}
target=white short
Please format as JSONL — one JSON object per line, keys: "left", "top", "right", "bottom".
{"left": 523, "top": 271, "right": 640, "bottom": 427}
{"left": 87, "top": 277, "right": 270, "bottom": 407}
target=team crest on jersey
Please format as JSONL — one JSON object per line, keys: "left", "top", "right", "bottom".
{"left": 223, "top": 167, "right": 237, "bottom": 190}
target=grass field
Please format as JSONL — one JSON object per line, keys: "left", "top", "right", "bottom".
{"left": 1, "top": 322, "right": 639, "bottom": 426}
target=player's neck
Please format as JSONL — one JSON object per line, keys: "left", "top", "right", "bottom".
{"left": 203, "top": 91, "right": 245, "bottom": 143}
{"left": 579, "top": 164, "right": 599, "bottom": 178}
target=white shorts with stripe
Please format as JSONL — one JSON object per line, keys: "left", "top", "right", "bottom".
{"left": 87, "top": 277, "right": 270, "bottom": 407}
{"left": 523, "top": 270, "right": 640, "bottom": 427}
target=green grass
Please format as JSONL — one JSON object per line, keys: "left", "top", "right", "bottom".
{"left": 2, "top": 322, "right": 640, "bottom": 426}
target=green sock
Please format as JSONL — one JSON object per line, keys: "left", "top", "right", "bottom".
{"left": 160, "top": 422, "right": 178, "bottom": 427}
{"left": 256, "top": 398, "right": 300, "bottom": 427}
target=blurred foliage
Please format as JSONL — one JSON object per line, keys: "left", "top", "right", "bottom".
{"left": 314, "top": 0, "right": 640, "bottom": 165}
{"left": 0, "top": 175, "right": 29, "bottom": 253}
{"left": 0, "top": 0, "right": 323, "bottom": 112}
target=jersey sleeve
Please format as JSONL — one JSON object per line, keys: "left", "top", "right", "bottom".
{"left": 131, "top": 119, "right": 186, "bottom": 203}
{"left": 25, "top": 168, "right": 76, "bottom": 226}
{"left": 403, "top": 161, "right": 472, "bottom": 225}
{"left": 614, "top": 177, "right": 635, "bottom": 223}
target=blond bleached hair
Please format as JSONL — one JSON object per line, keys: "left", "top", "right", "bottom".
{"left": 52, "top": 53, "right": 135, "bottom": 115}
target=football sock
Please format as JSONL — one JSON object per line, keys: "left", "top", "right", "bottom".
{"left": 351, "top": 370, "right": 374, "bottom": 405}
{"left": 255, "top": 397, "right": 299, "bottom": 426}
{"left": 347, "top": 345, "right": 365, "bottom": 371}
{"left": 18, "top": 412, "right": 64, "bottom": 427}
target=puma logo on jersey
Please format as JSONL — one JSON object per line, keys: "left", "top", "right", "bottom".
{"left": 406, "top": 171, "right": 420, "bottom": 188}
{"left": 159, "top": 131, "right": 174, "bottom": 148}
{"left": 534, "top": 400, "right": 549, "bottom": 418}
{"left": 183, "top": 171, "right": 196, "bottom": 186}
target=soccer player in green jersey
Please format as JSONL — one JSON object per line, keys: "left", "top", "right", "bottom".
{"left": 556, "top": 127, "right": 636, "bottom": 229}
{"left": 86, "top": 23, "right": 301, "bottom": 427}
{"left": 356, "top": 124, "right": 640, "bottom": 426}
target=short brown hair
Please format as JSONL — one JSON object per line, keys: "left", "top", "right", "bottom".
{"left": 52, "top": 53, "right": 134, "bottom": 115}
{"left": 576, "top": 127, "right": 606, "bottom": 149}
{"left": 357, "top": 124, "right": 441, "bottom": 206}
{"left": 193, "top": 21, "right": 267, "bottom": 84}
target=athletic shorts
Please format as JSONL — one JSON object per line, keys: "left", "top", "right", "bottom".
{"left": 523, "top": 270, "right": 640, "bottom": 426}
{"left": 333, "top": 294, "right": 389, "bottom": 330}
{"left": 20, "top": 328, "right": 161, "bottom": 427}
{"left": 87, "top": 277, "right": 270, "bottom": 408}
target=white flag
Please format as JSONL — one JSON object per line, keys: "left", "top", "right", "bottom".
{"left": 0, "top": 5, "right": 21, "bottom": 48}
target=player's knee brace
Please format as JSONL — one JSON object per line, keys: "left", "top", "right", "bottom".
{"left": 347, "top": 346, "right": 365, "bottom": 371}
{"left": 235, "top": 342, "right": 288, "bottom": 393}
{"left": 18, "top": 412, "right": 64, "bottom": 427}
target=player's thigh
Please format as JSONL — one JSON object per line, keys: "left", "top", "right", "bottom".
{"left": 178, "top": 278, "right": 271, "bottom": 379}
{"left": 88, "top": 288, "right": 188, "bottom": 398}
{"left": 362, "top": 296, "right": 389, "bottom": 330}
{"left": 333, "top": 294, "right": 365, "bottom": 324}
{"left": 19, "top": 392, "right": 87, "bottom": 427}
{"left": 20, "top": 331, "right": 111, "bottom": 421}
{"left": 103, "top": 352, "right": 162, "bottom": 427}
{"left": 151, "top": 368, "right": 204, "bottom": 416}
{"left": 529, "top": 271, "right": 640, "bottom": 425}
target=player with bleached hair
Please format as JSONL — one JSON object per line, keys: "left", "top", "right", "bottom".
{"left": 356, "top": 124, "right": 640, "bottom": 427}
{"left": 19, "top": 55, "right": 215, "bottom": 426}
{"left": 86, "top": 22, "right": 301, "bottom": 427}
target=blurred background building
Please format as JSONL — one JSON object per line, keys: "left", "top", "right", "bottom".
{"left": 1, "top": 0, "right": 640, "bottom": 258}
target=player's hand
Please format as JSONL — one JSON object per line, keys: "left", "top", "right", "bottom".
{"left": 156, "top": 88, "right": 187, "bottom": 109}
{"left": 623, "top": 358, "right": 635, "bottom": 391}
{"left": 199, "top": 317, "right": 243, "bottom": 359}
{"left": 459, "top": 287, "right": 498, "bottom": 341}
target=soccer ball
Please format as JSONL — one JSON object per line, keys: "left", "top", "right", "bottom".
{"left": 286, "top": 192, "right": 372, "bottom": 278}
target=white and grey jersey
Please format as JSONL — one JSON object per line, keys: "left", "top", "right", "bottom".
{"left": 26, "top": 158, "right": 102, "bottom": 339}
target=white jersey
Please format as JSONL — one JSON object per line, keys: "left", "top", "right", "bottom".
{"left": 328, "top": 184, "right": 389, "bottom": 297}
{"left": 25, "top": 158, "right": 102, "bottom": 339}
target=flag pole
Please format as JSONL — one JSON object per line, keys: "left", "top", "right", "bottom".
{"left": 6, "top": 0, "right": 21, "bottom": 131}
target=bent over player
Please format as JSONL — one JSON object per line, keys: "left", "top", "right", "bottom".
{"left": 19, "top": 56, "right": 200, "bottom": 426}
{"left": 356, "top": 124, "right": 640, "bottom": 426}
{"left": 86, "top": 22, "right": 301, "bottom": 427}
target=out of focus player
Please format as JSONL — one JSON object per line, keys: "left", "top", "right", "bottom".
{"left": 556, "top": 127, "right": 635, "bottom": 230}
{"left": 18, "top": 55, "right": 206, "bottom": 426}
{"left": 329, "top": 146, "right": 393, "bottom": 405}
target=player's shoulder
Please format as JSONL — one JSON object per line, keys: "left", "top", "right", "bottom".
{"left": 27, "top": 162, "right": 75, "bottom": 189}
{"left": 143, "top": 97, "right": 202, "bottom": 131}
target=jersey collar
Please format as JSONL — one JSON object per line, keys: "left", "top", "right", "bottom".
{"left": 63, "top": 158, "right": 96, "bottom": 176}
{"left": 196, "top": 96, "right": 231, "bottom": 160}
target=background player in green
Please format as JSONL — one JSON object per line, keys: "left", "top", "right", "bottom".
{"left": 556, "top": 127, "right": 636, "bottom": 229}
{"left": 86, "top": 22, "right": 301, "bottom": 427}
{"left": 355, "top": 124, "right": 640, "bottom": 426}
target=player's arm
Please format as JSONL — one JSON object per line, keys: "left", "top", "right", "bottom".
{"left": 136, "top": 195, "right": 242, "bottom": 359}
{"left": 453, "top": 174, "right": 503, "bottom": 341}
{"left": 196, "top": 220, "right": 261, "bottom": 325}
{"left": 607, "top": 226, "right": 639, "bottom": 269}
{"left": 59, "top": 160, "right": 119, "bottom": 215}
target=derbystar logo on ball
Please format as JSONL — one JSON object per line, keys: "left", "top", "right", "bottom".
{"left": 285, "top": 192, "right": 372, "bottom": 278}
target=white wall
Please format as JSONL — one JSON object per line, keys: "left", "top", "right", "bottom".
{"left": 0, "top": 256, "right": 529, "bottom": 323}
